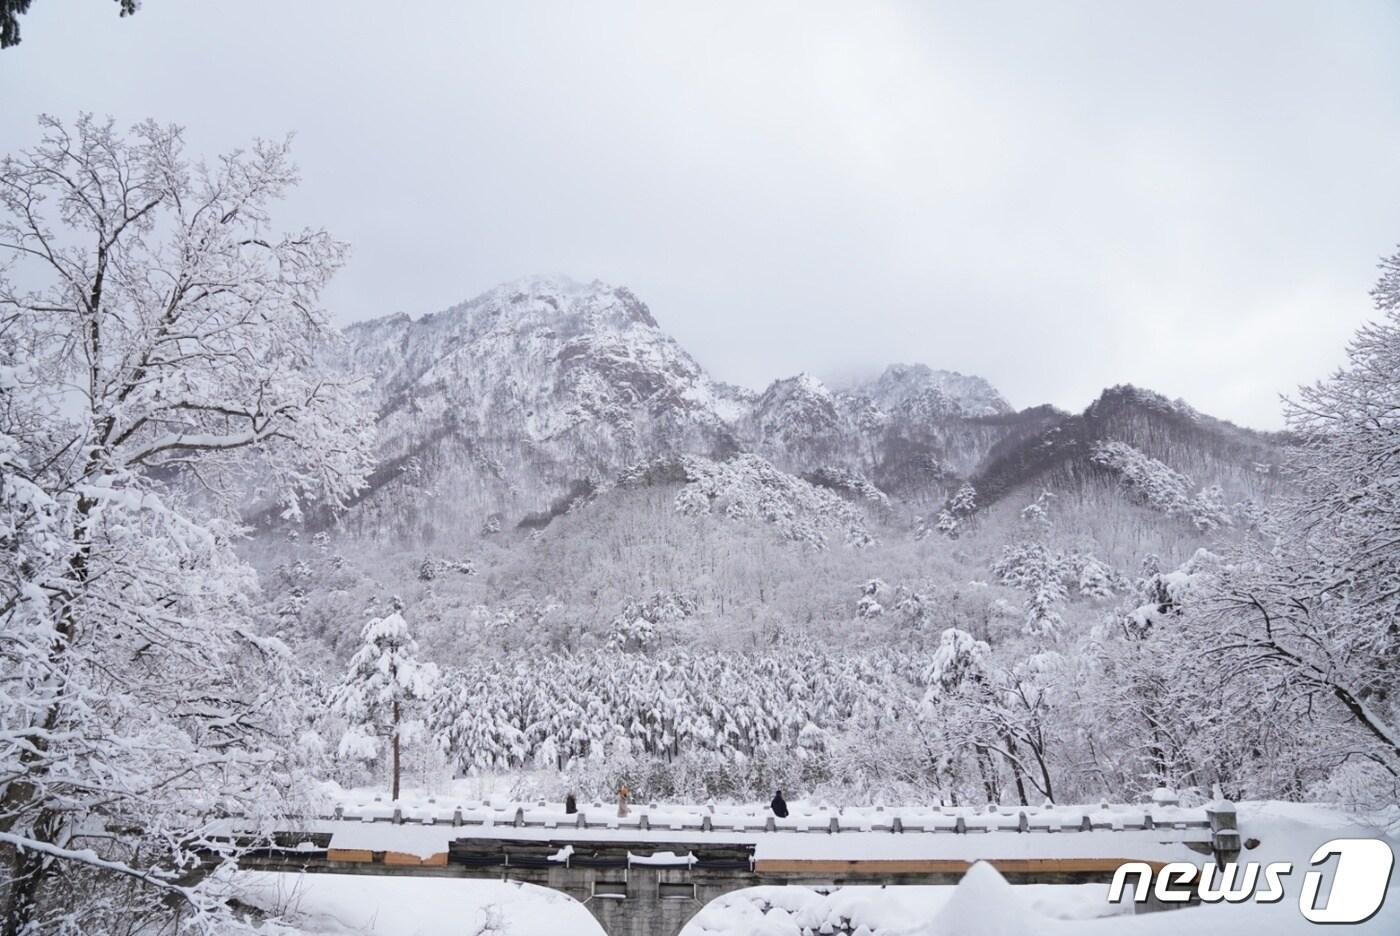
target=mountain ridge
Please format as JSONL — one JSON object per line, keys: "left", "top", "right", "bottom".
{"left": 310, "top": 275, "right": 1284, "bottom": 544}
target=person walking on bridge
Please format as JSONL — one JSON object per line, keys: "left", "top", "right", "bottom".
{"left": 771, "top": 790, "right": 789, "bottom": 818}
{"left": 617, "top": 785, "right": 631, "bottom": 817}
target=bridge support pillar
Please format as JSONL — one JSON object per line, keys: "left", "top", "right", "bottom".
{"left": 574, "top": 867, "right": 707, "bottom": 936}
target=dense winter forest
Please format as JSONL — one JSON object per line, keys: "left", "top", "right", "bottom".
{"left": 2, "top": 117, "right": 1399, "bottom": 934}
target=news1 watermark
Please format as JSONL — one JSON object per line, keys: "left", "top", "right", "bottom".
{"left": 1109, "top": 839, "right": 1395, "bottom": 923}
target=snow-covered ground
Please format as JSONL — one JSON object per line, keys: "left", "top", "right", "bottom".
{"left": 237, "top": 872, "right": 1117, "bottom": 936}
{"left": 237, "top": 799, "right": 1400, "bottom": 935}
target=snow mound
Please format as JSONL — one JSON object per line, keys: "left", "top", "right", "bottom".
{"left": 933, "top": 862, "right": 1034, "bottom": 936}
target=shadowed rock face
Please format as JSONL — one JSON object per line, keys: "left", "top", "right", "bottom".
{"left": 966, "top": 386, "right": 1286, "bottom": 513}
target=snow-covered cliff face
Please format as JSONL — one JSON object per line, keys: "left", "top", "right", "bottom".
{"left": 325, "top": 276, "right": 1031, "bottom": 539}
{"left": 326, "top": 277, "right": 749, "bottom": 536}
{"left": 738, "top": 374, "right": 871, "bottom": 471}
{"left": 342, "top": 275, "right": 745, "bottom": 458}
{"left": 858, "top": 362, "right": 1011, "bottom": 419}
{"left": 734, "top": 367, "right": 1024, "bottom": 487}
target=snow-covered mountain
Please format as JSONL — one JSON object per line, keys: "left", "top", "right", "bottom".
{"left": 969, "top": 385, "right": 1283, "bottom": 515}
{"left": 734, "top": 365, "right": 1030, "bottom": 489}
{"left": 310, "top": 275, "right": 1281, "bottom": 545}
{"left": 856, "top": 362, "right": 1011, "bottom": 419}
{"left": 322, "top": 276, "right": 749, "bottom": 536}
{"left": 342, "top": 274, "right": 746, "bottom": 458}
{"left": 738, "top": 373, "right": 867, "bottom": 471}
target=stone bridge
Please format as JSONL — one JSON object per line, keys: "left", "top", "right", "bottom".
{"left": 222, "top": 795, "right": 1242, "bottom": 936}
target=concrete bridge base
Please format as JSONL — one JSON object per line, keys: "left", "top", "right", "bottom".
{"left": 524, "top": 865, "right": 713, "bottom": 936}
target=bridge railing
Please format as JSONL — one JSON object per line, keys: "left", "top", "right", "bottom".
{"left": 307, "top": 792, "right": 1222, "bottom": 840}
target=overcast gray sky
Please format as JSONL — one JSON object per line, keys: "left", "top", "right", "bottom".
{"left": 4, "top": 1, "right": 1399, "bottom": 427}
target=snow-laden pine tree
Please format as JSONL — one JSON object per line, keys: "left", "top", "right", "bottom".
{"left": 333, "top": 610, "right": 439, "bottom": 800}
{"left": 0, "top": 115, "right": 372, "bottom": 936}
{"left": 949, "top": 482, "right": 977, "bottom": 518}
{"left": 992, "top": 492, "right": 1068, "bottom": 636}
{"left": 923, "top": 628, "right": 1005, "bottom": 802}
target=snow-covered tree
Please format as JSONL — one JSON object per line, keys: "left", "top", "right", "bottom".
{"left": 1087, "top": 563, "right": 1199, "bottom": 791}
{"left": 926, "top": 628, "right": 990, "bottom": 694}
{"left": 992, "top": 493, "right": 1070, "bottom": 636}
{"left": 1024, "top": 573, "right": 1067, "bottom": 637}
{"left": 1189, "top": 251, "right": 1400, "bottom": 791}
{"left": 606, "top": 591, "right": 695, "bottom": 651}
{"left": 1075, "top": 554, "right": 1119, "bottom": 599}
{"left": 0, "top": 114, "right": 372, "bottom": 935}
{"left": 332, "top": 611, "right": 439, "bottom": 800}
{"left": 1091, "top": 441, "right": 1234, "bottom": 531}
{"left": 856, "top": 578, "right": 887, "bottom": 619}
{"left": 1019, "top": 490, "right": 1055, "bottom": 534}
{"left": 891, "top": 583, "right": 937, "bottom": 629}
{"left": 607, "top": 604, "right": 660, "bottom": 650}
{"left": 934, "top": 509, "right": 960, "bottom": 537}
{"left": 949, "top": 482, "right": 977, "bottom": 518}
{"left": 931, "top": 482, "right": 978, "bottom": 538}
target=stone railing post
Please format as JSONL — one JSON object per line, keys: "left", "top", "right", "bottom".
{"left": 1206, "top": 797, "right": 1241, "bottom": 869}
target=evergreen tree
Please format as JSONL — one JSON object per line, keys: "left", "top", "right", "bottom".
{"left": 993, "top": 492, "right": 1069, "bottom": 636}
{"left": 333, "top": 611, "right": 439, "bottom": 800}
{"left": 949, "top": 482, "right": 978, "bottom": 517}
{"left": 2, "top": 0, "right": 136, "bottom": 49}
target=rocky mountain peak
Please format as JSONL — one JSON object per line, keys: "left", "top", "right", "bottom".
{"left": 859, "top": 363, "right": 1012, "bottom": 418}
{"left": 468, "top": 274, "right": 660, "bottom": 332}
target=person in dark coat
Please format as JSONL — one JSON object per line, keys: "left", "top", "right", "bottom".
{"left": 565, "top": 792, "right": 577, "bottom": 814}
{"left": 770, "top": 790, "right": 789, "bottom": 818}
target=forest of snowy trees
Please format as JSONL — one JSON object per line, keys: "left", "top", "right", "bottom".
{"left": 2, "top": 116, "right": 1399, "bottom": 935}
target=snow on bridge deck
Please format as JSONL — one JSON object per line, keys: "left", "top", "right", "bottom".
{"left": 241, "top": 792, "right": 1229, "bottom": 867}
